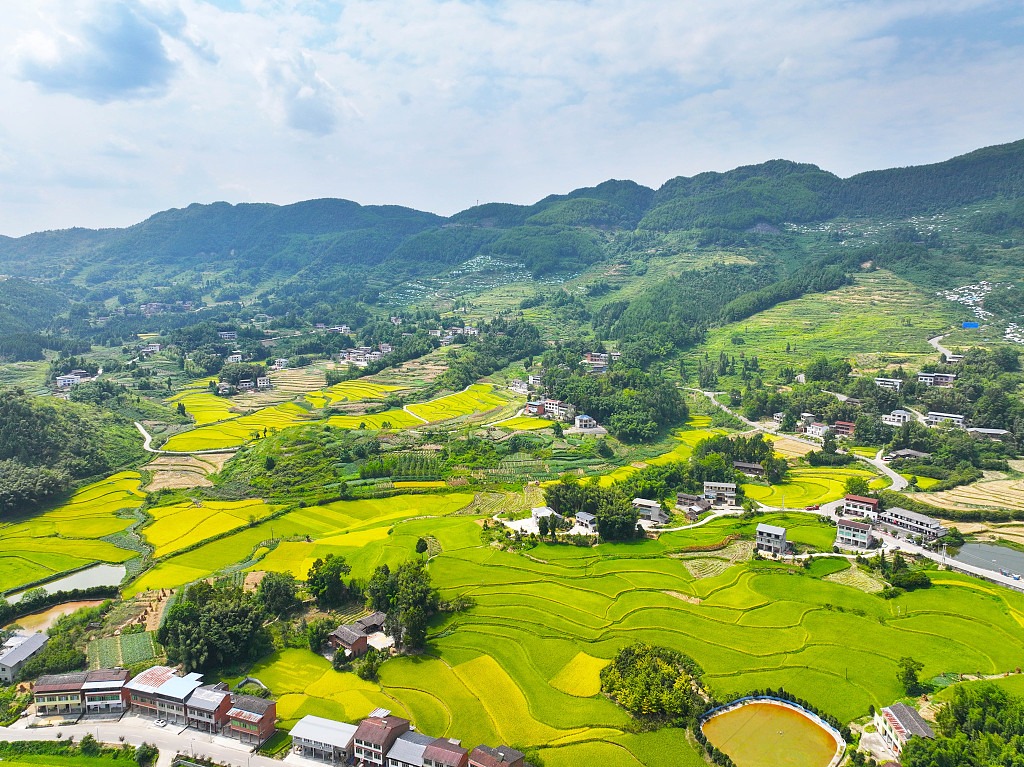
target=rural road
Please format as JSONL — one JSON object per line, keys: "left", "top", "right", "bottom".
{"left": 134, "top": 421, "right": 238, "bottom": 457}
{"left": 0, "top": 715, "right": 280, "bottom": 767}
{"left": 929, "top": 334, "right": 955, "bottom": 359}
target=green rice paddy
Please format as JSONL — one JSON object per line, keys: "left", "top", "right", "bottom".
{"left": 0, "top": 472, "right": 145, "bottom": 593}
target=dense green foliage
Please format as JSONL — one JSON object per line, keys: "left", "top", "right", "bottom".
{"left": 306, "top": 554, "right": 353, "bottom": 608}
{"left": 439, "top": 318, "right": 545, "bottom": 391}
{"left": 157, "top": 580, "right": 270, "bottom": 672}
{"left": 364, "top": 560, "right": 439, "bottom": 650}
{"left": 0, "top": 389, "right": 143, "bottom": 515}
{"left": 903, "top": 684, "right": 1024, "bottom": 766}
{"left": 600, "top": 643, "right": 705, "bottom": 725}
{"left": 16, "top": 603, "right": 114, "bottom": 681}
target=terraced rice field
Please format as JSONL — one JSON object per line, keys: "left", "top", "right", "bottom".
{"left": 764, "top": 436, "right": 816, "bottom": 458}
{"left": 500, "top": 416, "right": 554, "bottom": 431}
{"left": 126, "top": 493, "right": 473, "bottom": 595}
{"left": 231, "top": 514, "right": 1024, "bottom": 766}
{"left": 166, "top": 390, "right": 238, "bottom": 425}
{"left": 143, "top": 499, "right": 280, "bottom": 558}
{"left": 161, "top": 401, "right": 317, "bottom": 451}
{"left": 743, "top": 467, "right": 882, "bottom": 508}
{"left": 327, "top": 408, "right": 423, "bottom": 430}
{"left": 0, "top": 472, "right": 146, "bottom": 593}
{"left": 406, "top": 384, "right": 512, "bottom": 423}
{"left": 919, "top": 477, "right": 1024, "bottom": 511}
{"left": 596, "top": 422, "right": 726, "bottom": 487}
{"left": 305, "top": 380, "right": 402, "bottom": 409}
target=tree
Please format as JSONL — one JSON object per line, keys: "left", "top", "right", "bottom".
{"left": 306, "top": 554, "right": 352, "bottom": 608}
{"left": 538, "top": 515, "right": 550, "bottom": 537}
{"left": 844, "top": 476, "right": 871, "bottom": 497}
{"left": 307, "top": 618, "right": 333, "bottom": 652}
{"left": 257, "top": 572, "right": 301, "bottom": 617}
{"left": 552, "top": 421, "right": 564, "bottom": 437}
{"left": 415, "top": 537, "right": 429, "bottom": 555}
{"left": 898, "top": 656, "right": 925, "bottom": 695}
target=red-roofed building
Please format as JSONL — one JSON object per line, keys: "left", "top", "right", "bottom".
{"left": 843, "top": 494, "right": 880, "bottom": 520}
{"left": 833, "top": 420, "right": 856, "bottom": 437}
{"left": 423, "top": 738, "right": 469, "bottom": 767}
{"left": 353, "top": 713, "right": 410, "bottom": 765}
{"left": 468, "top": 745, "right": 525, "bottom": 767}
{"left": 226, "top": 694, "right": 277, "bottom": 745}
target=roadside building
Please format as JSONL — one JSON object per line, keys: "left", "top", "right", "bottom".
{"left": 531, "top": 506, "right": 561, "bottom": 522}
{"left": 0, "top": 632, "right": 48, "bottom": 684}
{"left": 836, "top": 519, "right": 874, "bottom": 549}
{"left": 703, "top": 482, "right": 737, "bottom": 505}
{"left": 124, "top": 665, "right": 204, "bottom": 725}
{"left": 882, "top": 409, "right": 913, "bottom": 426}
{"left": 468, "top": 745, "right": 526, "bottom": 767}
{"left": 917, "top": 372, "right": 957, "bottom": 387}
{"left": 185, "top": 685, "right": 231, "bottom": 733}
{"left": 82, "top": 668, "right": 131, "bottom": 714}
{"left": 33, "top": 672, "right": 88, "bottom": 716}
{"left": 575, "top": 511, "right": 598, "bottom": 533}
{"left": 574, "top": 414, "right": 598, "bottom": 430}
{"left": 353, "top": 711, "right": 411, "bottom": 766}
{"left": 422, "top": 738, "right": 469, "bottom": 767}
{"left": 226, "top": 694, "right": 277, "bottom": 745}
{"left": 832, "top": 421, "right": 856, "bottom": 437}
{"left": 806, "top": 422, "right": 830, "bottom": 438}
{"left": 755, "top": 524, "right": 788, "bottom": 556}
{"left": 290, "top": 714, "right": 357, "bottom": 763}
{"left": 386, "top": 730, "right": 435, "bottom": 767}
{"left": 632, "top": 498, "right": 668, "bottom": 525}
{"left": 843, "top": 494, "right": 880, "bottom": 520}
{"left": 879, "top": 507, "right": 945, "bottom": 540}
{"left": 925, "top": 411, "right": 965, "bottom": 428}
{"left": 875, "top": 703, "right": 935, "bottom": 756}
{"left": 885, "top": 448, "right": 932, "bottom": 461}
{"left": 508, "top": 379, "right": 529, "bottom": 395}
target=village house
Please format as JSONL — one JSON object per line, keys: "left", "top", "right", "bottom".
{"left": 468, "top": 745, "right": 526, "bottom": 767}
{"left": 422, "top": 738, "right": 469, "bottom": 767}
{"left": 427, "top": 329, "right": 442, "bottom": 337}
{"left": 525, "top": 401, "right": 545, "bottom": 416}
{"left": 291, "top": 715, "right": 358, "bottom": 762}
{"left": 917, "top": 372, "right": 957, "bottom": 387}
{"left": 0, "top": 632, "right": 48, "bottom": 684}
{"left": 925, "top": 411, "right": 965, "bottom": 428}
{"left": 274, "top": 358, "right": 289, "bottom": 369}
{"left": 575, "top": 511, "right": 598, "bottom": 533}
{"left": 81, "top": 668, "right": 132, "bottom": 714}
{"left": 884, "top": 448, "right": 932, "bottom": 461}
{"left": 353, "top": 711, "right": 411, "bottom": 766}
{"left": 806, "top": 422, "right": 830, "bottom": 438}
{"left": 632, "top": 498, "right": 668, "bottom": 525}
{"left": 237, "top": 379, "right": 255, "bottom": 390}
{"left": 879, "top": 507, "right": 945, "bottom": 540}
{"left": 773, "top": 412, "right": 786, "bottom": 424}
{"left": 832, "top": 420, "right": 856, "bottom": 437}
{"left": 843, "top": 494, "right": 880, "bottom": 520}
{"left": 836, "top": 519, "right": 874, "bottom": 549}
{"left": 542, "top": 399, "right": 576, "bottom": 422}
{"left": 141, "top": 343, "right": 162, "bottom": 354}
{"left": 386, "top": 730, "right": 435, "bottom": 767}
{"left": 380, "top": 343, "right": 393, "bottom": 354}
{"left": 732, "top": 461, "right": 764, "bottom": 476}
{"left": 55, "top": 373, "right": 82, "bottom": 388}
{"left": 440, "top": 335, "right": 455, "bottom": 347}
{"left": 508, "top": 379, "right": 530, "bottom": 395}
{"left": 755, "top": 523, "right": 788, "bottom": 556}
{"left": 328, "top": 611, "right": 389, "bottom": 659}
{"left": 217, "top": 331, "right": 237, "bottom": 340}
{"left": 256, "top": 376, "right": 272, "bottom": 389}
{"left": 124, "top": 665, "right": 204, "bottom": 725}
{"left": 32, "top": 672, "right": 89, "bottom": 716}
{"left": 527, "top": 374, "right": 543, "bottom": 388}
{"left": 967, "top": 427, "right": 1011, "bottom": 441}
{"left": 226, "top": 694, "right": 277, "bottom": 745}
{"left": 882, "top": 409, "right": 913, "bottom": 426}
{"left": 874, "top": 377, "right": 903, "bottom": 392}
{"left": 226, "top": 353, "right": 243, "bottom": 364}
{"left": 676, "top": 493, "right": 713, "bottom": 520}
{"left": 703, "top": 482, "right": 737, "bottom": 505}
{"left": 185, "top": 685, "right": 231, "bottom": 733}
{"left": 875, "top": 703, "right": 935, "bottom": 756}
{"left": 573, "top": 414, "right": 599, "bottom": 430}
{"left": 531, "top": 506, "right": 561, "bottom": 523}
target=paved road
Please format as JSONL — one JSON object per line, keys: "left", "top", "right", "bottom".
{"left": 929, "top": 334, "right": 955, "bottom": 359}
{"left": 134, "top": 421, "right": 238, "bottom": 456}
{"left": 0, "top": 714, "right": 279, "bottom": 767}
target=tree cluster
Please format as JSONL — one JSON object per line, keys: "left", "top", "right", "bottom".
{"left": 599, "top": 643, "right": 705, "bottom": 725}
{"left": 365, "top": 560, "right": 440, "bottom": 651}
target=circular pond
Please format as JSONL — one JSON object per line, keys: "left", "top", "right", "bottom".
{"left": 702, "top": 701, "right": 841, "bottom": 767}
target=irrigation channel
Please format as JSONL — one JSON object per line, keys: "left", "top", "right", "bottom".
{"left": 701, "top": 697, "right": 845, "bottom": 767}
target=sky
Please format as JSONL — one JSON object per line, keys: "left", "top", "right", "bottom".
{"left": 1, "top": 0, "right": 1023, "bottom": 236}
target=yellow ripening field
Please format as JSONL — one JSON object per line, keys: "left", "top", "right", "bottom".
{"left": 161, "top": 401, "right": 316, "bottom": 451}
{"left": 406, "top": 384, "right": 511, "bottom": 423}
{"left": 305, "top": 380, "right": 401, "bottom": 409}
{"left": 166, "top": 390, "right": 239, "bottom": 425}
{"left": 0, "top": 472, "right": 145, "bottom": 592}
{"left": 143, "top": 499, "right": 280, "bottom": 558}
{"left": 500, "top": 416, "right": 554, "bottom": 431}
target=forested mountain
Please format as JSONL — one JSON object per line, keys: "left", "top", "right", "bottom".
{"left": 0, "top": 137, "right": 1023, "bottom": 340}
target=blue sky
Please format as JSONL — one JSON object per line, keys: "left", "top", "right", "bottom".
{"left": 1, "top": 0, "right": 1022, "bottom": 235}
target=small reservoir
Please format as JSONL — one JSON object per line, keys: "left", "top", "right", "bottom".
{"left": 6, "top": 564, "right": 126, "bottom": 603}
{"left": 702, "top": 700, "right": 841, "bottom": 767}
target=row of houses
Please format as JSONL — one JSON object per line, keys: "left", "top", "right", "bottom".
{"left": 525, "top": 399, "right": 576, "bottom": 422}
{"left": 874, "top": 371, "right": 958, "bottom": 392}
{"left": 580, "top": 351, "right": 621, "bottom": 374}
{"left": 217, "top": 376, "right": 272, "bottom": 395}
{"left": 30, "top": 665, "right": 276, "bottom": 745}
{"left": 836, "top": 494, "right": 946, "bottom": 547}
{"left": 772, "top": 412, "right": 855, "bottom": 438}
{"left": 291, "top": 709, "right": 525, "bottom": 767}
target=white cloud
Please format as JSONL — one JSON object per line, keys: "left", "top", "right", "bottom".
{"left": 0, "top": 0, "right": 1020, "bottom": 234}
